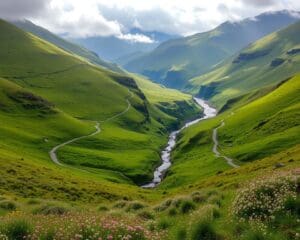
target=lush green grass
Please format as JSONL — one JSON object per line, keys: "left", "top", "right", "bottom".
{"left": 188, "top": 21, "right": 300, "bottom": 108}
{"left": 12, "top": 19, "right": 125, "bottom": 74}
{"left": 0, "top": 77, "right": 152, "bottom": 201}
{"left": 160, "top": 74, "right": 300, "bottom": 190}
{"left": 131, "top": 73, "right": 191, "bottom": 103}
{"left": 0, "top": 19, "right": 201, "bottom": 200}
{"left": 219, "top": 74, "right": 300, "bottom": 163}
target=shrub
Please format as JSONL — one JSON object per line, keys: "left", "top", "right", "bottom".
{"left": 126, "top": 202, "right": 145, "bottom": 212}
{"left": 0, "top": 201, "right": 16, "bottom": 211}
{"left": 26, "top": 199, "right": 40, "bottom": 205}
{"left": 190, "top": 220, "right": 219, "bottom": 240}
{"left": 284, "top": 196, "right": 300, "bottom": 216}
{"left": 168, "top": 207, "right": 177, "bottom": 216}
{"left": 232, "top": 174, "right": 297, "bottom": 221}
{"left": 180, "top": 200, "right": 195, "bottom": 214}
{"left": 2, "top": 219, "right": 32, "bottom": 240}
{"left": 33, "top": 205, "right": 69, "bottom": 215}
{"left": 212, "top": 208, "right": 221, "bottom": 219}
{"left": 157, "top": 218, "right": 171, "bottom": 230}
{"left": 98, "top": 206, "right": 109, "bottom": 212}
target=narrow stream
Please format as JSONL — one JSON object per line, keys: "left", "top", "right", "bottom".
{"left": 142, "top": 98, "right": 217, "bottom": 188}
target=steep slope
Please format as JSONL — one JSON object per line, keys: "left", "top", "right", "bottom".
{"left": 12, "top": 20, "right": 124, "bottom": 74}
{"left": 188, "top": 20, "right": 300, "bottom": 108}
{"left": 161, "top": 74, "right": 300, "bottom": 189}
{"left": 124, "top": 10, "right": 300, "bottom": 89}
{"left": 0, "top": 19, "right": 199, "bottom": 196}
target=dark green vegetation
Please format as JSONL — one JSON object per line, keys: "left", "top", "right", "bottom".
{"left": 124, "top": 10, "right": 299, "bottom": 89}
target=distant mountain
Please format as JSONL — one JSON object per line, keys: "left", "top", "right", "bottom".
{"left": 124, "top": 10, "right": 300, "bottom": 89}
{"left": 69, "top": 29, "right": 178, "bottom": 62}
{"left": 187, "top": 20, "right": 300, "bottom": 108}
{"left": 114, "top": 51, "right": 146, "bottom": 66}
{"left": 129, "top": 28, "right": 178, "bottom": 43}
{"left": 12, "top": 20, "right": 124, "bottom": 73}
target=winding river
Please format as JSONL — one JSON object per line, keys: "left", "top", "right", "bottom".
{"left": 142, "top": 98, "right": 217, "bottom": 188}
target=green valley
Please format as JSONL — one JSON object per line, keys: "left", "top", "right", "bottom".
{"left": 0, "top": 19, "right": 200, "bottom": 196}
{"left": 0, "top": 4, "right": 299, "bottom": 240}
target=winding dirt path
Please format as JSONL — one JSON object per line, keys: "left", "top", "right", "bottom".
{"left": 49, "top": 91, "right": 133, "bottom": 166}
{"left": 212, "top": 120, "right": 239, "bottom": 168}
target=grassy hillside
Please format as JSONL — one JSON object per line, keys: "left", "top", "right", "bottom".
{"left": 0, "top": 19, "right": 199, "bottom": 196}
{"left": 12, "top": 20, "right": 124, "bottom": 74}
{"left": 124, "top": 10, "right": 300, "bottom": 89}
{"left": 163, "top": 74, "right": 300, "bottom": 189}
{"left": 143, "top": 74, "right": 299, "bottom": 239}
{"left": 188, "top": 20, "right": 300, "bottom": 108}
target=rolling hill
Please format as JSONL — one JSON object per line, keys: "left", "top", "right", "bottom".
{"left": 0, "top": 18, "right": 200, "bottom": 200}
{"left": 188, "top": 20, "right": 300, "bottom": 108}
{"left": 124, "top": 10, "right": 300, "bottom": 89}
{"left": 12, "top": 20, "right": 124, "bottom": 74}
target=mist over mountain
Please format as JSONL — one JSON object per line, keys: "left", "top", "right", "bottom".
{"left": 68, "top": 28, "right": 178, "bottom": 61}
{"left": 124, "top": 10, "right": 300, "bottom": 89}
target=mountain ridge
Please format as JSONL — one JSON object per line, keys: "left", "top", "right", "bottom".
{"left": 123, "top": 10, "right": 300, "bottom": 89}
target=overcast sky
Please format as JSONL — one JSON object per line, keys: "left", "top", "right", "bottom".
{"left": 0, "top": 0, "right": 300, "bottom": 42}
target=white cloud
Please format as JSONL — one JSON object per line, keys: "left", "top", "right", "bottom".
{"left": 117, "top": 33, "right": 155, "bottom": 43}
{"left": 1, "top": 0, "right": 300, "bottom": 39}
{"left": 36, "top": 0, "right": 123, "bottom": 38}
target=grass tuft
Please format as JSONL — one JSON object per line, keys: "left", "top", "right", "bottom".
{"left": 0, "top": 201, "right": 16, "bottom": 211}
{"left": 180, "top": 200, "right": 196, "bottom": 214}
{"left": 1, "top": 219, "right": 32, "bottom": 240}
{"left": 32, "top": 205, "right": 69, "bottom": 215}
{"left": 190, "top": 220, "right": 220, "bottom": 240}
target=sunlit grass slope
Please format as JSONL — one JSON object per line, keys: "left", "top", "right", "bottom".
{"left": 161, "top": 74, "right": 300, "bottom": 189}
{"left": 0, "top": 77, "right": 151, "bottom": 202}
{"left": 12, "top": 19, "right": 124, "bottom": 74}
{"left": 219, "top": 74, "right": 300, "bottom": 163}
{"left": 0, "top": 19, "right": 199, "bottom": 195}
{"left": 188, "top": 20, "right": 300, "bottom": 108}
